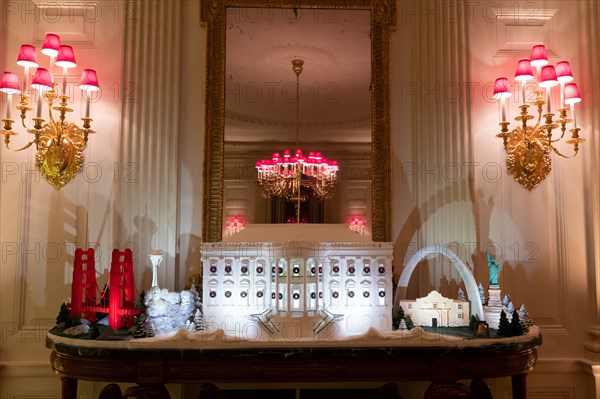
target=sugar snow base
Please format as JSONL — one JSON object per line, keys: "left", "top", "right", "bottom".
{"left": 47, "top": 325, "right": 540, "bottom": 350}
{"left": 144, "top": 286, "right": 202, "bottom": 336}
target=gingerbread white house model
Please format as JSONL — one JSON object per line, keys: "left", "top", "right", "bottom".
{"left": 201, "top": 224, "right": 393, "bottom": 339}
{"left": 398, "top": 290, "right": 470, "bottom": 328}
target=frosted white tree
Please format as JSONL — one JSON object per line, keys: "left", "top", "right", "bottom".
{"left": 398, "top": 319, "right": 407, "bottom": 330}
{"left": 457, "top": 287, "right": 466, "bottom": 301}
{"left": 506, "top": 300, "right": 514, "bottom": 314}
{"left": 185, "top": 320, "right": 196, "bottom": 332}
{"left": 194, "top": 308, "right": 205, "bottom": 331}
{"left": 502, "top": 294, "right": 511, "bottom": 307}
{"left": 478, "top": 282, "right": 486, "bottom": 305}
{"left": 519, "top": 304, "right": 534, "bottom": 332}
{"left": 189, "top": 284, "right": 202, "bottom": 308}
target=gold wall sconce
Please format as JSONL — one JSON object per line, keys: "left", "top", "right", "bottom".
{"left": 493, "top": 44, "right": 583, "bottom": 190}
{"left": 1, "top": 33, "right": 99, "bottom": 189}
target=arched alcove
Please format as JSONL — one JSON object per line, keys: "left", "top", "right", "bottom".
{"left": 393, "top": 245, "right": 484, "bottom": 320}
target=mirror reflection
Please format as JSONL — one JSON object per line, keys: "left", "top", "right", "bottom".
{"left": 223, "top": 7, "right": 372, "bottom": 232}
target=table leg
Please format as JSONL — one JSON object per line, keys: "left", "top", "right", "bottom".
{"left": 197, "top": 383, "right": 224, "bottom": 399}
{"left": 424, "top": 382, "right": 470, "bottom": 399}
{"left": 512, "top": 373, "right": 527, "bottom": 399}
{"left": 60, "top": 377, "right": 78, "bottom": 399}
{"left": 376, "top": 382, "right": 402, "bottom": 399}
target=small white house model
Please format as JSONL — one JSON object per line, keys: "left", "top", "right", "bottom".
{"left": 398, "top": 290, "right": 470, "bottom": 328}
{"left": 201, "top": 224, "right": 393, "bottom": 340}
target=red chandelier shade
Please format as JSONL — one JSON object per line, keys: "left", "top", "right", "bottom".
{"left": 564, "top": 83, "right": 582, "bottom": 104}
{"left": 530, "top": 44, "right": 549, "bottom": 68}
{"left": 16, "top": 45, "right": 39, "bottom": 67}
{"left": 555, "top": 61, "right": 574, "bottom": 83}
{"left": 41, "top": 34, "right": 61, "bottom": 57}
{"left": 31, "top": 68, "right": 53, "bottom": 90}
{"left": 492, "top": 78, "right": 512, "bottom": 100}
{"left": 538, "top": 65, "right": 559, "bottom": 88}
{"left": 55, "top": 45, "right": 77, "bottom": 68}
{"left": 514, "top": 59, "right": 534, "bottom": 82}
{"left": 79, "top": 69, "right": 100, "bottom": 91}
{"left": 0, "top": 72, "right": 22, "bottom": 94}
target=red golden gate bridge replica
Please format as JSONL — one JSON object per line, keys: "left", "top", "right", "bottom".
{"left": 69, "top": 248, "right": 144, "bottom": 329}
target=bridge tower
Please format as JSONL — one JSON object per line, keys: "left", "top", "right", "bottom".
{"left": 109, "top": 248, "right": 136, "bottom": 329}
{"left": 71, "top": 248, "right": 98, "bottom": 320}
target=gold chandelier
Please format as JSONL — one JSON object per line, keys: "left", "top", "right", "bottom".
{"left": 1, "top": 33, "right": 99, "bottom": 189}
{"left": 493, "top": 44, "right": 583, "bottom": 191}
{"left": 255, "top": 60, "right": 339, "bottom": 205}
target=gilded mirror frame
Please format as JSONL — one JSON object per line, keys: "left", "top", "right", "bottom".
{"left": 200, "top": 0, "right": 395, "bottom": 242}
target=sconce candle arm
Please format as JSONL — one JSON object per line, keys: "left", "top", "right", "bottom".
{"left": 3, "top": 133, "right": 37, "bottom": 152}
{"left": 552, "top": 146, "right": 579, "bottom": 159}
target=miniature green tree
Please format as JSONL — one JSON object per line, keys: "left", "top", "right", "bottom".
{"left": 405, "top": 315, "right": 415, "bottom": 330}
{"left": 56, "top": 302, "right": 71, "bottom": 326}
{"left": 510, "top": 310, "right": 523, "bottom": 336}
{"left": 469, "top": 315, "right": 477, "bottom": 330}
{"left": 135, "top": 290, "right": 146, "bottom": 309}
{"left": 497, "top": 310, "right": 511, "bottom": 337}
{"left": 518, "top": 304, "right": 533, "bottom": 333}
{"left": 90, "top": 324, "right": 101, "bottom": 339}
{"left": 131, "top": 315, "right": 148, "bottom": 338}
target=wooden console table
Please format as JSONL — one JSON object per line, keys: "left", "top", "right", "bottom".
{"left": 46, "top": 331, "right": 542, "bottom": 399}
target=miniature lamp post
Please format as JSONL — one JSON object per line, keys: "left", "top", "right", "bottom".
{"left": 149, "top": 251, "right": 163, "bottom": 288}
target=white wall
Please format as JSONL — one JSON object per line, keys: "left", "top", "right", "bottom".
{"left": 0, "top": 1, "right": 598, "bottom": 398}
{"left": 0, "top": 0, "right": 125, "bottom": 396}
{"left": 391, "top": 1, "right": 599, "bottom": 397}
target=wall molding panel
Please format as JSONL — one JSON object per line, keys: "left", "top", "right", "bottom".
{"left": 492, "top": 8, "right": 558, "bottom": 56}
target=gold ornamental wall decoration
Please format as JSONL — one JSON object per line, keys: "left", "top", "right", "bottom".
{"left": 493, "top": 44, "right": 583, "bottom": 191}
{"left": 1, "top": 34, "right": 99, "bottom": 189}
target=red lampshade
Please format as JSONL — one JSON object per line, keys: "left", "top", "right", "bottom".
{"left": 555, "top": 61, "right": 574, "bottom": 83}
{"left": 16, "top": 45, "right": 39, "bottom": 67}
{"left": 79, "top": 69, "right": 100, "bottom": 91}
{"left": 0, "top": 72, "right": 22, "bottom": 94}
{"left": 31, "top": 68, "right": 53, "bottom": 90}
{"left": 41, "top": 33, "right": 61, "bottom": 57}
{"left": 514, "top": 59, "right": 534, "bottom": 82}
{"left": 564, "top": 83, "right": 582, "bottom": 104}
{"left": 530, "top": 45, "right": 549, "bottom": 68}
{"left": 492, "top": 77, "right": 512, "bottom": 100}
{"left": 55, "top": 45, "right": 77, "bottom": 68}
{"left": 538, "top": 65, "right": 558, "bottom": 88}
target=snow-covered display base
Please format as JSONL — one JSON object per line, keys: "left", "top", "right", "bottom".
{"left": 47, "top": 324, "right": 541, "bottom": 350}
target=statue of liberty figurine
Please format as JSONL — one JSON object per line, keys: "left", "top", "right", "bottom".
{"left": 486, "top": 251, "right": 501, "bottom": 287}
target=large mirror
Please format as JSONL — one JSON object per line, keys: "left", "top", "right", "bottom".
{"left": 201, "top": 0, "right": 394, "bottom": 243}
